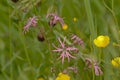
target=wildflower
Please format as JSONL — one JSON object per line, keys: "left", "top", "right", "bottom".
{"left": 38, "top": 78, "right": 44, "bottom": 80}
{"left": 85, "top": 58, "right": 103, "bottom": 76}
{"left": 55, "top": 73, "right": 70, "bottom": 80}
{"left": 62, "top": 24, "right": 68, "bottom": 30}
{"left": 67, "top": 67, "right": 78, "bottom": 74}
{"left": 111, "top": 57, "right": 120, "bottom": 67}
{"left": 71, "top": 34, "right": 84, "bottom": 47}
{"left": 52, "top": 37, "right": 78, "bottom": 63}
{"left": 46, "top": 13, "right": 68, "bottom": 30}
{"left": 73, "top": 17, "right": 77, "bottom": 22}
{"left": 62, "top": 67, "right": 78, "bottom": 74}
{"left": 94, "top": 35, "right": 110, "bottom": 47}
{"left": 23, "top": 16, "right": 38, "bottom": 33}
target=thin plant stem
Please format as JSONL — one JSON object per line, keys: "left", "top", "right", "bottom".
{"left": 84, "top": 0, "right": 96, "bottom": 40}
{"left": 92, "top": 62, "right": 95, "bottom": 80}
{"left": 100, "top": 75, "right": 102, "bottom": 80}
{"left": 111, "top": 0, "right": 114, "bottom": 11}
{"left": 99, "top": 48, "right": 102, "bottom": 80}
{"left": 9, "top": 4, "right": 13, "bottom": 80}
{"left": 84, "top": 0, "right": 97, "bottom": 57}
{"left": 18, "top": 22, "right": 32, "bottom": 68}
{"left": 103, "top": 0, "right": 118, "bottom": 26}
{"left": 99, "top": 48, "right": 102, "bottom": 63}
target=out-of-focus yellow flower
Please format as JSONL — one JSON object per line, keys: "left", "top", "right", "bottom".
{"left": 73, "top": 17, "right": 77, "bottom": 22}
{"left": 55, "top": 73, "right": 70, "bottom": 80}
{"left": 94, "top": 35, "right": 110, "bottom": 47}
{"left": 38, "top": 78, "right": 44, "bottom": 80}
{"left": 62, "top": 24, "right": 68, "bottom": 30}
{"left": 111, "top": 57, "right": 120, "bottom": 67}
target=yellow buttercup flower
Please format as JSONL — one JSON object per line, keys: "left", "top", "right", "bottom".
{"left": 73, "top": 17, "right": 77, "bottom": 22}
{"left": 111, "top": 57, "right": 120, "bottom": 67}
{"left": 38, "top": 78, "right": 44, "bottom": 80}
{"left": 94, "top": 35, "right": 110, "bottom": 47}
{"left": 62, "top": 24, "right": 68, "bottom": 30}
{"left": 55, "top": 73, "right": 70, "bottom": 80}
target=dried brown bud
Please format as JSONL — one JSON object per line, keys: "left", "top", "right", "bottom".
{"left": 37, "top": 29, "right": 45, "bottom": 42}
{"left": 11, "top": 0, "right": 19, "bottom": 3}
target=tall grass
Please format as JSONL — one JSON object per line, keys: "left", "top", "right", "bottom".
{"left": 0, "top": 0, "right": 120, "bottom": 80}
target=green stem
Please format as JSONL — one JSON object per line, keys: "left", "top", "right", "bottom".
{"left": 103, "top": 0, "right": 118, "bottom": 26}
{"left": 18, "top": 23, "right": 32, "bottom": 68}
{"left": 111, "top": 0, "right": 114, "bottom": 11}
{"left": 99, "top": 48, "right": 102, "bottom": 80}
{"left": 84, "top": 0, "right": 96, "bottom": 40}
{"left": 99, "top": 48, "right": 102, "bottom": 63}
{"left": 100, "top": 75, "right": 102, "bottom": 80}
{"left": 84, "top": 0, "right": 97, "bottom": 56}
{"left": 9, "top": 4, "right": 13, "bottom": 80}
{"left": 92, "top": 62, "right": 95, "bottom": 80}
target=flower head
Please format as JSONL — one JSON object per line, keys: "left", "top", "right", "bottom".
{"left": 52, "top": 37, "right": 78, "bottom": 63}
{"left": 46, "top": 13, "right": 68, "bottom": 30}
{"left": 73, "top": 17, "right": 77, "bottom": 22}
{"left": 111, "top": 57, "right": 120, "bottom": 67}
{"left": 38, "top": 78, "right": 44, "bottom": 80}
{"left": 67, "top": 67, "right": 78, "bottom": 74}
{"left": 55, "top": 73, "right": 70, "bottom": 80}
{"left": 62, "top": 24, "right": 68, "bottom": 30}
{"left": 71, "top": 34, "right": 85, "bottom": 47}
{"left": 23, "top": 16, "right": 38, "bottom": 33}
{"left": 94, "top": 35, "right": 110, "bottom": 47}
{"left": 85, "top": 58, "right": 103, "bottom": 76}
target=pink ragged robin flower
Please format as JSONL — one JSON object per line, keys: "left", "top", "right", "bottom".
{"left": 63, "top": 66, "right": 78, "bottom": 74}
{"left": 46, "top": 13, "right": 67, "bottom": 30}
{"left": 67, "top": 67, "right": 78, "bottom": 74}
{"left": 23, "top": 16, "right": 38, "bottom": 33}
{"left": 71, "top": 34, "right": 85, "bottom": 47}
{"left": 85, "top": 58, "right": 103, "bottom": 76}
{"left": 52, "top": 37, "right": 78, "bottom": 64}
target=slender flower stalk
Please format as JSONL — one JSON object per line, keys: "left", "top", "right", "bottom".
{"left": 67, "top": 67, "right": 78, "bottom": 74}
{"left": 23, "top": 16, "right": 38, "bottom": 33}
{"left": 52, "top": 37, "right": 78, "bottom": 63}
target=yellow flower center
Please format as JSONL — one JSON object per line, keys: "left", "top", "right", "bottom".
{"left": 38, "top": 78, "right": 44, "bottom": 80}
{"left": 73, "top": 17, "right": 77, "bottom": 22}
{"left": 62, "top": 24, "right": 68, "bottom": 30}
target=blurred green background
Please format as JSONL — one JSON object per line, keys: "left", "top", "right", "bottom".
{"left": 0, "top": 0, "right": 120, "bottom": 80}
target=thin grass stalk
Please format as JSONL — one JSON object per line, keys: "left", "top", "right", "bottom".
{"left": 84, "top": 0, "right": 97, "bottom": 57}
{"left": 8, "top": 3, "right": 13, "bottom": 80}
{"left": 84, "top": 0, "right": 96, "bottom": 40}
{"left": 18, "top": 22, "right": 32, "bottom": 69}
